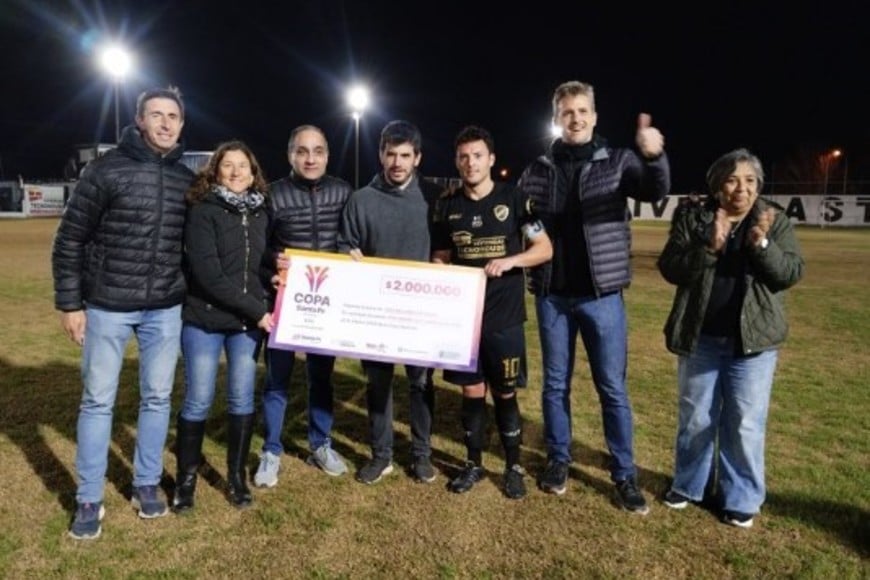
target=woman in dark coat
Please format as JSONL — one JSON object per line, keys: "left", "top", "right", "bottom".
{"left": 173, "top": 141, "right": 272, "bottom": 511}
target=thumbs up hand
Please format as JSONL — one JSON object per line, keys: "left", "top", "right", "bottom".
{"left": 636, "top": 112, "right": 664, "bottom": 158}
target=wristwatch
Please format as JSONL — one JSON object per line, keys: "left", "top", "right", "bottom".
{"left": 759, "top": 237, "right": 769, "bottom": 250}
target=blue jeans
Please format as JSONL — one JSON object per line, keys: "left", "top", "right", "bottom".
{"left": 535, "top": 292, "right": 637, "bottom": 482}
{"left": 75, "top": 305, "right": 182, "bottom": 504}
{"left": 672, "top": 334, "right": 778, "bottom": 515}
{"left": 179, "top": 324, "right": 261, "bottom": 421}
{"left": 261, "top": 348, "right": 337, "bottom": 454}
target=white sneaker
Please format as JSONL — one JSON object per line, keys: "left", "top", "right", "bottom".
{"left": 310, "top": 444, "right": 348, "bottom": 477}
{"left": 254, "top": 451, "right": 281, "bottom": 488}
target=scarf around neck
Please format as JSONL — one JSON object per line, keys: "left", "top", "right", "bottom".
{"left": 213, "top": 185, "right": 265, "bottom": 212}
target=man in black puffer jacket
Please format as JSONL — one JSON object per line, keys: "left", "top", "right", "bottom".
{"left": 52, "top": 87, "right": 194, "bottom": 540}
{"left": 519, "top": 80, "right": 670, "bottom": 515}
{"left": 254, "top": 125, "right": 354, "bottom": 487}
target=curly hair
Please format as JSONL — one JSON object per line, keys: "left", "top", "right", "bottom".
{"left": 187, "top": 140, "right": 269, "bottom": 204}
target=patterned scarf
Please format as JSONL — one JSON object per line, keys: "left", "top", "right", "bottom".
{"left": 214, "top": 185, "right": 265, "bottom": 212}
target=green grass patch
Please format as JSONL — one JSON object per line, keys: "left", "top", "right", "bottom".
{"left": 0, "top": 218, "right": 867, "bottom": 577}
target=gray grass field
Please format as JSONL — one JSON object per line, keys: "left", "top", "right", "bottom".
{"left": 0, "top": 218, "right": 867, "bottom": 579}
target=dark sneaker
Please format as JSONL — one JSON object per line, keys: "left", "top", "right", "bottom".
{"left": 616, "top": 478, "right": 649, "bottom": 515}
{"left": 448, "top": 462, "right": 485, "bottom": 494}
{"left": 131, "top": 485, "right": 169, "bottom": 519}
{"left": 503, "top": 464, "right": 527, "bottom": 500}
{"left": 663, "top": 489, "right": 690, "bottom": 509}
{"left": 723, "top": 510, "right": 754, "bottom": 528}
{"left": 538, "top": 459, "right": 569, "bottom": 495}
{"left": 411, "top": 455, "right": 437, "bottom": 483}
{"left": 68, "top": 502, "right": 105, "bottom": 540}
{"left": 356, "top": 457, "right": 394, "bottom": 485}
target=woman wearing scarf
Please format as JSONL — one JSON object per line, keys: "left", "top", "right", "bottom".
{"left": 173, "top": 141, "right": 272, "bottom": 511}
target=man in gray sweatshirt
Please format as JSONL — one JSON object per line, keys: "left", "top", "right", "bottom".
{"left": 338, "top": 120, "right": 436, "bottom": 484}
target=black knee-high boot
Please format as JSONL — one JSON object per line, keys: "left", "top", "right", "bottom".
{"left": 227, "top": 413, "right": 255, "bottom": 508}
{"left": 173, "top": 416, "right": 205, "bottom": 513}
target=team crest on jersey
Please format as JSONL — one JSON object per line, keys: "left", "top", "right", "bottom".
{"left": 471, "top": 215, "right": 483, "bottom": 228}
{"left": 493, "top": 205, "right": 509, "bottom": 222}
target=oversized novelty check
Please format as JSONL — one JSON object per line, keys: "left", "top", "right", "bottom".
{"left": 268, "top": 249, "right": 486, "bottom": 371}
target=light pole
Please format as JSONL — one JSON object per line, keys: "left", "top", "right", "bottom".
{"left": 842, "top": 155, "right": 849, "bottom": 196}
{"left": 99, "top": 45, "right": 132, "bottom": 143}
{"left": 822, "top": 148, "right": 842, "bottom": 196}
{"left": 346, "top": 85, "right": 369, "bottom": 189}
{"left": 820, "top": 149, "right": 842, "bottom": 228}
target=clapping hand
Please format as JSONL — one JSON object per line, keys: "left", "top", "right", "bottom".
{"left": 749, "top": 207, "right": 776, "bottom": 248}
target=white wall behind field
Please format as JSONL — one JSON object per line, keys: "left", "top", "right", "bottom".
{"left": 3, "top": 185, "right": 869, "bottom": 227}
{"left": 632, "top": 195, "right": 870, "bottom": 227}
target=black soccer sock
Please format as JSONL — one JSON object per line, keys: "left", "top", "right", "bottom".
{"left": 461, "top": 396, "right": 486, "bottom": 465}
{"left": 494, "top": 394, "right": 522, "bottom": 468}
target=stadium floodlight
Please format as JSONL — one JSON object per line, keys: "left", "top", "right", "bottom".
{"left": 346, "top": 85, "right": 370, "bottom": 189}
{"left": 99, "top": 44, "right": 133, "bottom": 143}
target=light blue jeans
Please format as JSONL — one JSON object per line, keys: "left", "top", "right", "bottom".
{"left": 261, "top": 348, "right": 337, "bottom": 454}
{"left": 672, "top": 334, "right": 778, "bottom": 515}
{"left": 535, "top": 292, "right": 637, "bottom": 482}
{"left": 179, "top": 324, "right": 261, "bottom": 421}
{"left": 75, "top": 305, "right": 182, "bottom": 504}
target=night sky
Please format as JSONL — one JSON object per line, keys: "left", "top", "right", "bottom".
{"left": 1, "top": 1, "right": 865, "bottom": 192}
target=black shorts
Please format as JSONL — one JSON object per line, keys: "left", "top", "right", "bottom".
{"left": 443, "top": 323, "right": 527, "bottom": 394}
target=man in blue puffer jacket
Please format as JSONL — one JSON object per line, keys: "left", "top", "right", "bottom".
{"left": 519, "top": 80, "right": 670, "bottom": 514}
{"left": 52, "top": 86, "right": 194, "bottom": 539}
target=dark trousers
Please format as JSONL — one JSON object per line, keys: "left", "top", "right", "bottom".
{"left": 363, "top": 361, "right": 433, "bottom": 460}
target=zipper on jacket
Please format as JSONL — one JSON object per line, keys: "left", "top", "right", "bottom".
{"left": 242, "top": 212, "right": 250, "bottom": 294}
{"left": 241, "top": 211, "right": 250, "bottom": 331}
{"left": 310, "top": 184, "right": 320, "bottom": 251}
{"left": 146, "top": 162, "right": 165, "bottom": 304}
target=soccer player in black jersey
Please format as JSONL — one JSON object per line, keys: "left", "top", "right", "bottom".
{"left": 431, "top": 126, "right": 552, "bottom": 499}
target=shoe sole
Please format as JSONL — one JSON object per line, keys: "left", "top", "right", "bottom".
{"left": 663, "top": 499, "right": 688, "bottom": 510}
{"left": 448, "top": 484, "right": 474, "bottom": 494}
{"left": 724, "top": 517, "right": 754, "bottom": 528}
{"left": 539, "top": 483, "right": 567, "bottom": 496}
{"left": 307, "top": 455, "right": 348, "bottom": 477}
{"left": 414, "top": 471, "right": 437, "bottom": 484}
{"left": 68, "top": 505, "right": 106, "bottom": 540}
{"left": 254, "top": 476, "right": 279, "bottom": 488}
{"left": 356, "top": 463, "right": 394, "bottom": 484}
{"left": 621, "top": 503, "right": 651, "bottom": 516}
